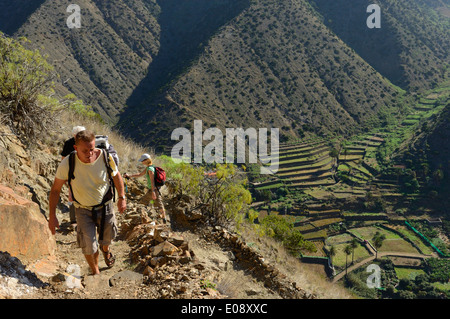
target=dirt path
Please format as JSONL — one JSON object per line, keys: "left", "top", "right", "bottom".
{"left": 331, "top": 251, "right": 434, "bottom": 283}
{"left": 18, "top": 200, "right": 282, "bottom": 299}
{"left": 20, "top": 215, "right": 161, "bottom": 299}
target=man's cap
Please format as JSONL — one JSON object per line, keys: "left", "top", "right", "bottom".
{"left": 72, "top": 126, "right": 86, "bottom": 136}
{"left": 138, "top": 153, "right": 151, "bottom": 162}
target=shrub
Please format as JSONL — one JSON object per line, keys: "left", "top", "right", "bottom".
{"left": 158, "top": 157, "right": 252, "bottom": 227}
{"left": 62, "top": 94, "right": 103, "bottom": 122}
{"left": 198, "top": 164, "right": 252, "bottom": 226}
{"left": 260, "top": 214, "right": 315, "bottom": 255}
{"left": 0, "top": 33, "right": 54, "bottom": 144}
{"left": 424, "top": 258, "right": 450, "bottom": 282}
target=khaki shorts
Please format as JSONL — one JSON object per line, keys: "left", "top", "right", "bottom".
{"left": 139, "top": 189, "right": 165, "bottom": 212}
{"left": 75, "top": 202, "right": 117, "bottom": 255}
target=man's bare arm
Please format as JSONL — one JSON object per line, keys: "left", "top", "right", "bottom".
{"left": 48, "top": 177, "right": 66, "bottom": 235}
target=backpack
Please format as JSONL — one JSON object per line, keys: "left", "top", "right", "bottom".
{"left": 153, "top": 166, "right": 166, "bottom": 188}
{"left": 95, "top": 135, "right": 119, "bottom": 167}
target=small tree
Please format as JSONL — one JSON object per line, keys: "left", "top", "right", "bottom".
{"left": 344, "top": 245, "right": 352, "bottom": 277}
{"left": 199, "top": 164, "right": 252, "bottom": 226}
{"left": 327, "top": 245, "right": 336, "bottom": 264}
{"left": 0, "top": 33, "right": 55, "bottom": 144}
{"left": 372, "top": 231, "right": 386, "bottom": 260}
{"left": 350, "top": 238, "right": 359, "bottom": 264}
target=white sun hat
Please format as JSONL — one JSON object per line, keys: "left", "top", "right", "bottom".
{"left": 138, "top": 153, "right": 151, "bottom": 162}
{"left": 72, "top": 126, "right": 86, "bottom": 136}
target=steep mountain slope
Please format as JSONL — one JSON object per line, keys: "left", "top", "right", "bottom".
{"left": 397, "top": 95, "right": 450, "bottom": 209}
{"left": 309, "top": 0, "right": 450, "bottom": 91}
{"left": 4, "top": 0, "right": 250, "bottom": 126}
{"left": 1, "top": 0, "right": 447, "bottom": 148}
{"left": 11, "top": 0, "right": 162, "bottom": 123}
{"left": 118, "top": 0, "right": 402, "bottom": 146}
{"left": 125, "top": 0, "right": 252, "bottom": 109}
{"left": 0, "top": 0, "right": 46, "bottom": 35}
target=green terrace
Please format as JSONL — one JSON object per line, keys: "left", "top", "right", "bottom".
{"left": 255, "top": 132, "right": 389, "bottom": 191}
{"left": 251, "top": 85, "right": 450, "bottom": 284}
{"left": 255, "top": 138, "right": 336, "bottom": 190}
{"left": 276, "top": 157, "right": 334, "bottom": 175}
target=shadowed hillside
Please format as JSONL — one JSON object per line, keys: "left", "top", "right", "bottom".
{"left": 0, "top": 0, "right": 46, "bottom": 35}
{"left": 125, "top": 0, "right": 251, "bottom": 108}
{"left": 11, "top": 0, "right": 162, "bottom": 123}
{"left": 310, "top": 0, "right": 450, "bottom": 91}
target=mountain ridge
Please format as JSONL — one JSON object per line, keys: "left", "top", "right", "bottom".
{"left": 118, "top": 0, "right": 404, "bottom": 146}
{"left": 0, "top": 0, "right": 448, "bottom": 148}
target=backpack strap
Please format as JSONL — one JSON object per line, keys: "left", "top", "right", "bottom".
{"left": 96, "top": 149, "right": 116, "bottom": 241}
{"left": 147, "top": 165, "right": 161, "bottom": 195}
{"left": 67, "top": 151, "right": 80, "bottom": 205}
{"left": 101, "top": 148, "right": 116, "bottom": 203}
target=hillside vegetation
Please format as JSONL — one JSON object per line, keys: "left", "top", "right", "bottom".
{"left": 2, "top": 0, "right": 447, "bottom": 148}
{"left": 119, "top": 0, "right": 403, "bottom": 145}
{"left": 0, "top": 1, "right": 419, "bottom": 144}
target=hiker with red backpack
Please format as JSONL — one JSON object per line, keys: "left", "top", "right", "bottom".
{"left": 124, "top": 153, "right": 166, "bottom": 223}
{"left": 49, "top": 130, "right": 126, "bottom": 275}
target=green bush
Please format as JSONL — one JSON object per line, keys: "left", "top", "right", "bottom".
{"left": 260, "top": 214, "right": 316, "bottom": 255}
{"left": 0, "top": 33, "right": 54, "bottom": 143}
{"left": 62, "top": 94, "right": 103, "bottom": 122}
{"left": 158, "top": 157, "right": 251, "bottom": 227}
{"left": 424, "top": 258, "right": 450, "bottom": 283}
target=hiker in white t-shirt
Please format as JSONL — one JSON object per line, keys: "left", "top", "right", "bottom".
{"left": 48, "top": 130, "right": 126, "bottom": 275}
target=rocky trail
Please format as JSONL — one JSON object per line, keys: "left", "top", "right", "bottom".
{"left": 1, "top": 126, "right": 345, "bottom": 301}
{"left": 1, "top": 181, "right": 313, "bottom": 300}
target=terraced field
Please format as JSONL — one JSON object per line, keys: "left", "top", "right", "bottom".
{"left": 254, "top": 134, "right": 388, "bottom": 242}
{"left": 254, "top": 131, "right": 394, "bottom": 194}
{"left": 251, "top": 85, "right": 449, "bottom": 282}
{"left": 255, "top": 138, "right": 336, "bottom": 191}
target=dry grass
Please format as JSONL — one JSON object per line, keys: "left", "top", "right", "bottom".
{"left": 57, "top": 111, "right": 153, "bottom": 175}
{"left": 216, "top": 272, "right": 246, "bottom": 298}
{"left": 239, "top": 223, "right": 354, "bottom": 299}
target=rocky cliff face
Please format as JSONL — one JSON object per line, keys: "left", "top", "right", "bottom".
{"left": 0, "top": 184, "right": 56, "bottom": 263}
{"left": 0, "top": 125, "right": 61, "bottom": 283}
{"left": 0, "top": 125, "right": 62, "bottom": 214}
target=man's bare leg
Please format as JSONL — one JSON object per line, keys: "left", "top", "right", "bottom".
{"left": 84, "top": 250, "right": 100, "bottom": 275}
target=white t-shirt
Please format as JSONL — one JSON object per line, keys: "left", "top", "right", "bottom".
{"left": 56, "top": 150, "right": 118, "bottom": 207}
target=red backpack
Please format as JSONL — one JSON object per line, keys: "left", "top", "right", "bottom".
{"left": 153, "top": 166, "right": 166, "bottom": 188}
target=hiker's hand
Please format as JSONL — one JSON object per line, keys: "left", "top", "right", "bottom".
{"left": 123, "top": 173, "right": 130, "bottom": 179}
{"left": 48, "top": 215, "right": 59, "bottom": 235}
{"left": 152, "top": 191, "right": 157, "bottom": 200}
{"left": 118, "top": 197, "right": 126, "bottom": 214}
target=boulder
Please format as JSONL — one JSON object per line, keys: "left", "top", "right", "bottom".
{"left": 109, "top": 270, "right": 143, "bottom": 287}
{"left": 0, "top": 184, "right": 56, "bottom": 265}
{"left": 151, "top": 241, "right": 179, "bottom": 257}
